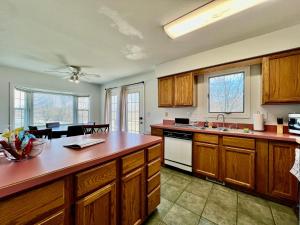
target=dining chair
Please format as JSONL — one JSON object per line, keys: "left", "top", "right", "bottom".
{"left": 82, "top": 124, "right": 110, "bottom": 134}
{"left": 46, "top": 122, "right": 60, "bottom": 129}
{"left": 28, "top": 126, "right": 38, "bottom": 131}
{"left": 67, "top": 125, "right": 84, "bottom": 137}
{"left": 28, "top": 129, "right": 52, "bottom": 140}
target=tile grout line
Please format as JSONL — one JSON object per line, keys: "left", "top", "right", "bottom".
{"left": 267, "top": 200, "right": 277, "bottom": 225}
{"left": 197, "top": 183, "right": 215, "bottom": 225}
{"left": 236, "top": 191, "right": 239, "bottom": 225}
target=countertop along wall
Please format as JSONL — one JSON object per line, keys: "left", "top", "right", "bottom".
{"left": 100, "top": 24, "right": 300, "bottom": 133}
{"left": 0, "top": 66, "right": 102, "bottom": 131}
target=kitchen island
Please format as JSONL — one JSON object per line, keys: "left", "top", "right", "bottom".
{"left": 0, "top": 132, "right": 162, "bottom": 225}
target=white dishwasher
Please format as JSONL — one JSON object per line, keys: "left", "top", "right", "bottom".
{"left": 164, "top": 130, "right": 193, "bottom": 172}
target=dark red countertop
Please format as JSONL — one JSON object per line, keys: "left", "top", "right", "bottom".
{"left": 0, "top": 132, "right": 162, "bottom": 198}
{"left": 151, "top": 124, "right": 300, "bottom": 143}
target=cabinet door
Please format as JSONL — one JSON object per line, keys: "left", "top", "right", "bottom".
{"left": 193, "top": 142, "right": 219, "bottom": 179}
{"left": 34, "top": 210, "right": 65, "bottom": 225}
{"left": 174, "top": 72, "right": 195, "bottom": 106}
{"left": 76, "top": 182, "right": 116, "bottom": 225}
{"left": 158, "top": 76, "right": 174, "bottom": 107}
{"left": 222, "top": 147, "right": 255, "bottom": 189}
{"left": 262, "top": 53, "right": 300, "bottom": 103}
{"left": 269, "top": 142, "right": 298, "bottom": 201}
{"left": 121, "top": 167, "right": 145, "bottom": 225}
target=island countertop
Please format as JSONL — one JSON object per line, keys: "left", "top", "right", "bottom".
{"left": 0, "top": 132, "right": 162, "bottom": 198}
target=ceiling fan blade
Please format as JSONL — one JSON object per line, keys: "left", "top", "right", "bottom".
{"left": 61, "top": 75, "right": 71, "bottom": 79}
{"left": 56, "top": 54, "right": 70, "bottom": 65}
{"left": 80, "top": 73, "right": 101, "bottom": 78}
{"left": 45, "top": 70, "right": 71, "bottom": 74}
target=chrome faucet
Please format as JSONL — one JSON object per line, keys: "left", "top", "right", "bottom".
{"left": 216, "top": 114, "right": 225, "bottom": 129}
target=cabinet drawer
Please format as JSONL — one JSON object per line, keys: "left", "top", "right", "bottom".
{"left": 151, "top": 128, "right": 163, "bottom": 137}
{"left": 76, "top": 160, "right": 117, "bottom": 197}
{"left": 147, "top": 144, "right": 161, "bottom": 162}
{"left": 34, "top": 210, "right": 65, "bottom": 225}
{"left": 147, "top": 186, "right": 160, "bottom": 215}
{"left": 223, "top": 136, "right": 255, "bottom": 150}
{"left": 122, "top": 150, "right": 145, "bottom": 175}
{"left": 147, "top": 172, "right": 160, "bottom": 194}
{"left": 194, "top": 133, "right": 219, "bottom": 144}
{"left": 0, "top": 179, "right": 65, "bottom": 225}
{"left": 147, "top": 158, "right": 161, "bottom": 178}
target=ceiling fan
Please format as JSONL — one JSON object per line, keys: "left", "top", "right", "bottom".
{"left": 42, "top": 54, "right": 101, "bottom": 83}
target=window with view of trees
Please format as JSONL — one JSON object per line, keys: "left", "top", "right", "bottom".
{"left": 13, "top": 88, "right": 90, "bottom": 128}
{"left": 209, "top": 72, "right": 245, "bottom": 113}
{"left": 33, "top": 92, "right": 74, "bottom": 126}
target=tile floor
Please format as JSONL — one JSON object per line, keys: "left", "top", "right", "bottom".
{"left": 144, "top": 167, "right": 299, "bottom": 225}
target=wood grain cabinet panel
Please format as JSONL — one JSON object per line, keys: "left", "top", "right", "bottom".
{"left": 34, "top": 210, "right": 65, "bottom": 225}
{"left": 147, "top": 172, "right": 160, "bottom": 194}
{"left": 158, "top": 76, "right": 174, "bottom": 107}
{"left": 174, "top": 72, "right": 196, "bottom": 106}
{"left": 0, "top": 179, "right": 65, "bottom": 225}
{"left": 268, "top": 142, "right": 298, "bottom": 201}
{"left": 193, "top": 142, "right": 219, "bottom": 179}
{"left": 76, "top": 182, "right": 116, "bottom": 225}
{"left": 121, "top": 167, "right": 145, "bottom": 225}
{"left": 75, "top": 160, "right": 116, "bottom": 197}
{"left": 147, "top": 158, "right": 161, "bottom": 178}
{"left": 147, "top": 186, "right": 160, "bottom": 216}
{"left": 122, "top": 150, "right": 145, "bottom": 175}
{"left": 262, "top": 50, "right": 300, "bottom": 104}
{"left": 147, "top": 144, "right": 161, "bottom": 162}
{"left": 222, "top": 147, "right": 255, "bottom": 189}
{"left": 194, "top": 133, "right": 219, "bottom": 144}
{"left": 223, "top": 136, "right": 255, "bottom": 150}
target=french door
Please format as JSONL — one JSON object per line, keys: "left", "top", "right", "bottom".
{"left": 125, "top": 85, "right": 144, "bottom": 134}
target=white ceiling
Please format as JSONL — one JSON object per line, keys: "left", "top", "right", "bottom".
{"left": 0, "top": 0, "right": 300, "bottom": 83}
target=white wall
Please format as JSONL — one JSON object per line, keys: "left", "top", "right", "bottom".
{"left": 100, "top": 24, "right": 300, "bottom": 132}
{"left": 0, "top": 66, "right": 101, "bottom": 131}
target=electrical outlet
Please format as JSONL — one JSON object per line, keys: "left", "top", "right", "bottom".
{"left": 165, "top": 112, "right": 168, "bottom": 117}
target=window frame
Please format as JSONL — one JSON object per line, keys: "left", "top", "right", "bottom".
{"left": 108, "top": 88, "right": 120, "bottom": 131}
{"left": 12, "top": 86, "right": 91, "bottom": 128}
{"left": 77, "top": 96, "right": 90, "bottom": 124}
{"left": 203, "top": 66, "right": 251, "bottom": 119}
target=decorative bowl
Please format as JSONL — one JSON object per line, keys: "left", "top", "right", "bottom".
{"left": 1, "top": 139, "right": 46, "bottom": 161}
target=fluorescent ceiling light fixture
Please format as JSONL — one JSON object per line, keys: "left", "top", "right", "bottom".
{"left": 164, "top": 0, "right": 269, "bottom": 39}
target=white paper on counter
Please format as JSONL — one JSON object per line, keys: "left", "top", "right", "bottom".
{"left": 290, "top": 148, "right": 300, "bottom": 181}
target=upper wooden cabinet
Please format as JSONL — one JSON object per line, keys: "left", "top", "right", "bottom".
{"left": 158, "top": 72, "right": 196, "bottom": 107}
{"left": 262, "top": 50, "right": 300, "bottom": 104}
{"left": 158, "top": 76, "right": 174, "bottom": 107}
{"left": 174, "top": 72, "right": 196, "bottom": 106}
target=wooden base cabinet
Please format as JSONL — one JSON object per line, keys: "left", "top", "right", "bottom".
{"left": 121, "top": 167, "right": 145, "bottom": 225}
{"left": 193, "top": 142, "right": 219, "bottom": 179}
{"left": 268, "top": 141, "right": 298, "bottom": 201}
{"left": 76, "top": 183, "right": 116, "bottom": 225}
{"left": 221, "top": 147, "right": 255, "bottom": 189}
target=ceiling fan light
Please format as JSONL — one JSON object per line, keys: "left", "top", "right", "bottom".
{"left": 75, "top": 75, "right": 80, "bottom": 84}
{"left": 163, "top": 0, "right": 269, "bottom": 39}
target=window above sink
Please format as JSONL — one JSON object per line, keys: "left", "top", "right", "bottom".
{"left": 203, "top": 66, "right": 251, "bottom": 119}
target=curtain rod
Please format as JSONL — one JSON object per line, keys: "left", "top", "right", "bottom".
{"left": 105, "top": 81, "right": 144, "bottom": 91}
